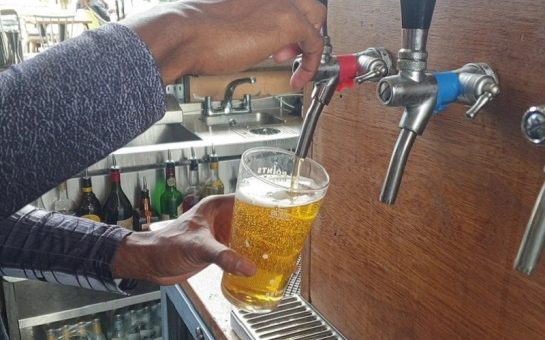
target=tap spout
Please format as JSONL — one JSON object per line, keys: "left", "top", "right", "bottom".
{"left": 223, "top": 77, "right": 256, "bottom": 113}
{"left": 515, "top": 181, "right": 545, "bottom": 275}
{"left": 380, "top": 128, "right": 417, "bottom": 204}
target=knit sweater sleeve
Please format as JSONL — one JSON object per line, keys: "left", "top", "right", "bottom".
{"left": 0, "top": 23, "right": 166, "bottom": 219}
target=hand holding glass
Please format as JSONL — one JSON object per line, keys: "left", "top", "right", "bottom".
{"left": 221, "top": 147, "right": 329, "bottom": 312}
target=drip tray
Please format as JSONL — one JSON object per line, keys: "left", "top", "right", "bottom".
{"left": 231, "top": 295, "right": 346, "bottom": 340}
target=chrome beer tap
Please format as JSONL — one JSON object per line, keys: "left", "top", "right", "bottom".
{"left": 293, "top": 0, "right": 394, "bottom": 158}
{"left": 515, "top": 106, "right": 545, "bottom": 275}
{"left": 377, "top": 0, "right": 500, "bottom": 204}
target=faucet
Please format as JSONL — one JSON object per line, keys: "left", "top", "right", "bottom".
{"left": 514, "top": 106, "right": 545, "bottom": 275}
{"left": 202, "top": 77, "right": 256, "bottom": 116}
{"left": 292, "top": 0, "right": 395, "bottom": 158}
{"left": 377, "top": 0, "right": 500, "bottom": 204}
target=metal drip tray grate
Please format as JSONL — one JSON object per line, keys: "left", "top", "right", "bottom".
{"left": 231, "top": 295, "right": 346, "bottom": 340}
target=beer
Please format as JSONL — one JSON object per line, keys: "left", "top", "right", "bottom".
{"left": 221, "top": 175, "right": 324, "bottom": 312}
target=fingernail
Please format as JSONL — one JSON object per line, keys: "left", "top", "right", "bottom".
{"left": 234, "top": 257, "right": 257, "bottom": 277}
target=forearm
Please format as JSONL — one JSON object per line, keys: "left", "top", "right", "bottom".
{"left": 0, "top": 206, "right": 133, "bottom": 293}
{"left": 0, "top": 24, "right": 165, "bottom": 219}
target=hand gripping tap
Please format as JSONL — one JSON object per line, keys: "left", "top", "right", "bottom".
{"left": 292, "top": 0, "right": 395, "bottom": 158}
{"left": 377, "top": 0, "right": 500, "bottom": 204}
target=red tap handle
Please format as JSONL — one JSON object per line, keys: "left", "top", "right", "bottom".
{"left": 336, "top": 54, "right": 358, "bottom": 92}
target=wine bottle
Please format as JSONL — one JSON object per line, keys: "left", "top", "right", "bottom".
{"left": 138, "top": 176, "right": 158, "bottom": 231}
{"left": 103, "top": 155, "right": 134, "bottom": 229}
{"left": 53, "top": 181, "right": 75, "bottom": 215}
{"left": 203, "top": 145, "right": 224, "bottom": 197}
{"left": 160, "top": 150, "right": 183, "bottom": 220}
{"left": 182, "top": 147, "right": 201, "bottom": 212}
{"left": 75, "top": 169, "right": 103, "bottom": 222}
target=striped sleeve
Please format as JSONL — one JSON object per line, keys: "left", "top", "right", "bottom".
{"left": 0, "top": 206, "right": 134, "bottom": 293}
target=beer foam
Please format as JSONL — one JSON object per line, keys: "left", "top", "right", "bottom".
{"left": 236, "top": 176, "right": 324, "bottom": 208}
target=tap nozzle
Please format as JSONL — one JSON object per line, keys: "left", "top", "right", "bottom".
{"left": 380, "top": 129, "right": 417, "bottom": 204}
{"left": 222, "top": 77, "right": 256, "bottom": 113}
{"left": 515, "top": 181, "right": 545, "bottom": 275}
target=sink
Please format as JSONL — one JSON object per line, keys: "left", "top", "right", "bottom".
{"left": 125, "top": 123, "right": 201, "bottom": 147}
{"left": 202, "top": 112, "right": 286, "bottom": 127}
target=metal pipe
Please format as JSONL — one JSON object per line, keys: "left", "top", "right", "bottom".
{"left": 515, "top": 181, "right": 545, "bottom": 275}
{"left": 379, "top": 128, "right": 417, "bottom": 204}
{"left": 295, "top": 98, "right": 326, "bottom": 159}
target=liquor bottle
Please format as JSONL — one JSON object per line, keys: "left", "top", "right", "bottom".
{"left": 182, "top": 148, "right": 201, "bottom": 212}
{"left": 203, "top": 145, "right": 224, "bottom": 197}
{"left": 138, "top": 176, "right": 158, "bottom": 231}
{"left": 103, "top": 155, "right": 134, "bottom": 230}
{"left": 160, "top": 150, "right": 183, "bottom": 220}
{"left": 91, "top": 318, "right": 106, "bottom": 340}
{"left": 111, "top": 314, "right": 126, "bottom": 340}
{"left": 53, "top": 181, "right": 75, "bottom": 215}
{"left": 45, "top": 328, "right": 56, "bottom": 340}
{"left": 75, "top": 169, "right": 103, "bottom": 222}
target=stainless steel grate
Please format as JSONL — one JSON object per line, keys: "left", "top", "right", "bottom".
{"left": 284, "top": 256, "right": 302, "bottom": 297}
{"left": 231, "top": 295, "right": 346, "bottom": 340}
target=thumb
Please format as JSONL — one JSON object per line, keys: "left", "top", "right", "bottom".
{"left": 216, "top": 248, "right": 257, "bottom": 277}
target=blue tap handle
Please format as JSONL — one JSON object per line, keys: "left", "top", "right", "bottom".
{"left": 433, "top": 72, "right": 462, "bottom": 114}
{"left": 400, "top": 0, "right": 436, "bottom": 29}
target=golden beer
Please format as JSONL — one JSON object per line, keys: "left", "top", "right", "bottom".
{"left": 221, "top": 175, "right": 324, "bottom": 312}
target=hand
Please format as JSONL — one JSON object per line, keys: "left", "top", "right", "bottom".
{"left": 112, "top": 194, "right": 256, "bottom": 285}
{"left": 121, "top": 0, "right": 326, "bottom": 89}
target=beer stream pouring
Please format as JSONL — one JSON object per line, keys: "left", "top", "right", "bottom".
{"left": 292, "top": 0, "right": 395, "bottom": 159}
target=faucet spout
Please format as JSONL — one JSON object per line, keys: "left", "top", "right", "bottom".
{"left": 223, "top": 77, "right": 256, "bottom": 113}
{"left": 380, "top": 128, "right": 417, "bottom": 204}
{"left": 515, "top": 181, "right": 545, "bottom": 275}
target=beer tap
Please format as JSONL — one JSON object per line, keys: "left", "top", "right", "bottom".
{"left": 377, "top": 0, "right": 500, "bottom": 204}
{"left": 515, "top": 106, "right": 545, "bottom": 275}
{"left": 292, "top": 0, "right": 395, "bottom": 159}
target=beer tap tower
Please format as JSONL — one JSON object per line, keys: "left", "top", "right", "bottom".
{"left": 293, "top": 0, "right": 395, "bottom": 159}
{"left": 377, "top": 0, "right": 501, "bottom": 204}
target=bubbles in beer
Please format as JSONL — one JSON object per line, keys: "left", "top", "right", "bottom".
{"left": 221, "top": 175, "right": 323, "bottom": 312}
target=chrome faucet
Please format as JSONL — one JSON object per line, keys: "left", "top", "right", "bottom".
{"left": 377, "top": 0, "right": 500, "bottom": 204}
{"left": 203, "top": 77, "right": 256, "bottom": 116}
{"left": 515, "top": 106, "right": 545, "bottom": 275}
{"left": 292, "top": 0, "right": 395, "bottom": 158}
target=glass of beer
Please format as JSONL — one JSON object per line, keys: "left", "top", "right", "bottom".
{"left": 221, "top": 147, "right": 329, "bottom": 312}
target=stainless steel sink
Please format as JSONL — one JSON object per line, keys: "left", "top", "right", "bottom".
{"left": 125, "top": 123, "right": 201, "bottom": 147}
{"left": 201, "top": 112, "right": 286, "bottom": 127}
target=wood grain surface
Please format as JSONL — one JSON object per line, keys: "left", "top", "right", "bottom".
{"left": 306, "top": 1, "right": 545, "bottom": 339}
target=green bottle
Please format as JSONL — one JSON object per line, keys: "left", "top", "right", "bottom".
{"left": 160, "top": 150, "right": 183, "bottom": 220}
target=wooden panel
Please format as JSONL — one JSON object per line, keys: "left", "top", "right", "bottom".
{"left": 307, "top": 1, "right": 545, "bottom": 339}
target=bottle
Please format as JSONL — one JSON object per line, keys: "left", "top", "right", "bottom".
{"left": 111, "top": 314, "right": 126, "bottom": 340}
{"left": 91, "top": 319, "right": 106, "bottom": 340}
{"left": 75, "top": 169, "right": 103, "bottom": 222}
{"left": 53, "top": 181, "right": 75, "bottom": 215}
{"left": 78, "top": 322, "right": 90, "bottom": 340}
{"left": 160, "top": 150, "right": 183, "bottom": 220}
{"left": 203, "top": 145, "right": 224, "bottom": 197}
{"left": 62, "top": 325, "right": 71, "bottom": 340}
{"left": 127, "top": 309, "right": 142, "bottom": 340}
{"left": 138, "top": 176, "right": 157, "bottom": 231}
{"left": 182, "top": 148, "right": 201, "bottom": 212}
{"left": 103, "top": 155, "right": 134, "bottom": 230}
{"left": 139, "top": 306, "right": 154, "bottom": 340}
{"left": 45, "top": 328, "right": 56, "bottom": 340}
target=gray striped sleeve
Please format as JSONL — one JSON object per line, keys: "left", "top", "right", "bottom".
{"left": 0, "top": 23, "right": 166, "bottom": 219}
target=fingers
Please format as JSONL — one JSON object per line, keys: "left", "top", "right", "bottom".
{"left": 290, "top": 25, "right": 323, "bottom": 90}
{"left": 286, "top": 0, "right": 325, "bottom": 89}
